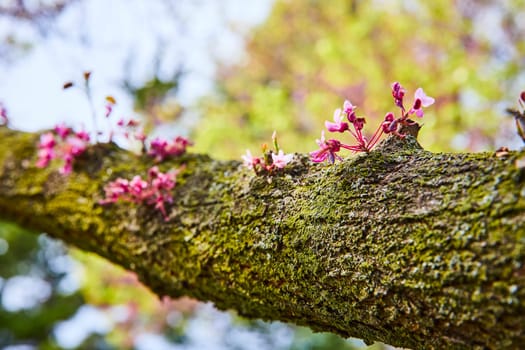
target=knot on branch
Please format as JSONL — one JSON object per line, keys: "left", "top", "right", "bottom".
{"left": 376, "top": 122, "right": 423, "bottom": 154}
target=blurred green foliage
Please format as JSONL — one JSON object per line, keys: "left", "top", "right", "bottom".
{"left": 0, "top": 221, "right": 107, "bottom": 349}
{"left": 193, "top": 0, "right": 525, "bottom": 159}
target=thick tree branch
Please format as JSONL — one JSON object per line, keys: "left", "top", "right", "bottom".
{"left": 0, "top": 126, "right": 524, "bottom": 349}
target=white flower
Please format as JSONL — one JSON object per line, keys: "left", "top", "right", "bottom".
{"left": 271, "top": 150, "right": 294, "bottom": 169}
{"left": 242, "top": 149, "right": 256, "bottom": 168}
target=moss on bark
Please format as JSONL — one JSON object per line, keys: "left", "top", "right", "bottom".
{"left": 0, "top": 126, "right": 524, "bottom": 349}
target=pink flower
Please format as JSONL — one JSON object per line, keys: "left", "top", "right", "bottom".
{"left": 36, "top": 148, "right": 55, "bottom": 168}
{"left": 134, "top": 130, "right": 146, "bottom": 142}
{"left": 410, "top": 88, "right": 435, "bottom": 117}
{"left": 382, "top": 112, "right": 397, "bottom": 134}
{"left": 148, "top": 136, "right": 191, "bottom": 162}
{"left": 353, "top": 117, "right": 366, "bottom": 131}
{"left": 59, "top": 154, "right": 74, "bottom": 175}
{"left": 391, "top": 82, "right": 406, "bottom": 109}
{"left": 54, "top": 123, "right": 71, "bottom": 140}
{"left": 127, "top": 119, "right": 140, "bottom": 127}
{"left": 36, "top": 125, "right": 90, "bottom": 174}
{"left": 310, "top": 131, "right": 343, "bottom": 163}
{"left": 36, "top": 132, "right": 57, "bottom": 168}
{"left": 101, "top": 178, "right": 130, "bottom": 203}
{"left": 343, "top": 100, "right": 356, "bottom": 122}
{"left": 241, "top": 149, "right": 258, "bottom": 168}
{"left": 271, "top": 150, "right": 294, "bottom": 168}
{"left": 100, "top": 166, "right": 181, "bottom": 221}
{"left": 64, "top": 135, "right": 88, "bottom": 156}
{"left": 75, "top": 130, "right": 90, "bottom": 142}
{"left": 129, "top": 175, "right": 148, "bottom": 195}
{"left": 325, "top": 108, "right": 349, "bottom": 133}
{"left": 39, "top": 132, "right": 56, "bottom": 149}
{"left": 0, "top": 103, "right": 7, "bottom": 125}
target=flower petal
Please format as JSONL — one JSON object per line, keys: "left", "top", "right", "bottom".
{"left": 414, "top": 88, "right": 435, "bottom": 107}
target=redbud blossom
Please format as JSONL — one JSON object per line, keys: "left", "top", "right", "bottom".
{"left": 271, "top": 150, "right": 294, "bottom": 168}
{"left": 39, "top": 132, "right": 56, "bottom": 148}
{"left": 410, "top": 88, "right": 435, "bottom": 117}
{"left": 325, "top": 108, "right": 350, "bottom": 132}
{"left": 353, "top": 117, "right": 366, "bottom": 131}
{"left": 148, "top": 136, "right": 191, "bottom": 162}
{"left": 242, "top": 131, "right": 293, "bottom": 173}
{"left": 59, "top": 154, "right": 74, "bottom": 175}
{"left": 36, "top": 125, "right": 89, "bottom": 175}
{"left": 343, "top": 100, "right": 355, "bottom": 121}
{"left": 100, "top": 166, "right": 180, "bottom": 221}
{"left": 64, "top": 136, "right": 87, "bottom": 156}
{"left": 36, "top": 148, "right": 55, "bottom": 168}
{"left": 75, "top": 130, "right": 90, "bottom": 142}
{"left": 382, "top": 112, "right": 396, "bottom": 134}
{"left": 105, "top": 104, "right": 113, "bottom": 118}
{"left": 54, "top": 123, "right": 71, "bottom": 140}
{"left": 311, "top": 83, "right": 434, "bottom": 161}
{"left": 134, "top": 130, "right": 146, "bottom": 142}
{"left": 0, "top": 104, "right": 7, "bottom": 125}
{"left": 391, "top": 82, "right": 406, "bottom": 109}
{"left": 36, "top": 133, "right": 56, "bottom": 168}
{"left": 242, "top": 149, "right": 259, "bottom": 169}
{"left": 310, "top": 131, "right": 342, "bottom": 163}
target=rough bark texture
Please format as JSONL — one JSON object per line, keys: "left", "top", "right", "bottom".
{"left": 0, "top": 126, "right": 524, "bottom": 349}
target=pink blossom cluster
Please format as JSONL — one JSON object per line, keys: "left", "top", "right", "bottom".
{"left": 36, "top": 123, "right": 90, "bottom": 174}
{"left": 242, "top": 131, "right": 294, "bottom": 174}
{"left": 311, "top": 82, "right": 434, "bottom": 163}
{"left": 0, "top": 103, "right": 7, "bottom": 125}
{"left": 113, "top": 117, "right": 147, "bottom": 147}
{"left": 100, "top": 166, "right": 180, "bottom": 221}
{"left": 148, "top": 136, "right": 192, "bottom": 162}
{"left": 29, "top": 74, "right": 194, "bottom": 222}
{"left": 102, "top": 97, "right": 147, "bottom": 145}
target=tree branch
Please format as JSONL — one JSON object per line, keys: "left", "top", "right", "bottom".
{"left": 0, "top": 126, "right": 524, "bottom": 349}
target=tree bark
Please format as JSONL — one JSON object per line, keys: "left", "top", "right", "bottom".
{"left": 0, "top": 126, "right": 524, "bottom": 350}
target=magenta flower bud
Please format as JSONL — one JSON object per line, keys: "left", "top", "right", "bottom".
{"left": 148, "top": 136, "right": 191, "bottom": 162}
{"left": 54, "top": 123, "right": 71, "bottom": 140}
{"left": 343, "top": 100, "right": 357, "bottom": 122}
{"left": 354, "top": 117, "right": 366, "bottom": 131}
{"left": 148, "top": 166, "right": 160, "bottom": 178}
{"left": 75, "top": 130, "right": 90, "bottom": 142}
{"left": 384, "top": 112, "right": 395, "bottom": 122}
{"left": 36, "top": 148, "right": 54, "bottom": 168}
{"left": 391, "top": 82, "right": 405, "bottom": 99}
{"left": 382, "top": 120, "right": 398, "bottom": 134}
{"left": 127, "top": 119, "right": 140, "bottom": 127}
{"left": 391, "top": 82, "right": 406, "bottom": 109}
{"left": 520, "top": 91, "right": 525, "bottom": 102}
{"left": 39, "top": 132, "right": 56, "bottom": 149}
{"left": 0, "top": 104, "right": 7, "bottom": 124}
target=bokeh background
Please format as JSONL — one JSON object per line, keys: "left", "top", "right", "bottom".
{"left": 1, "top": 0, "right": 524, "bottom": 349}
